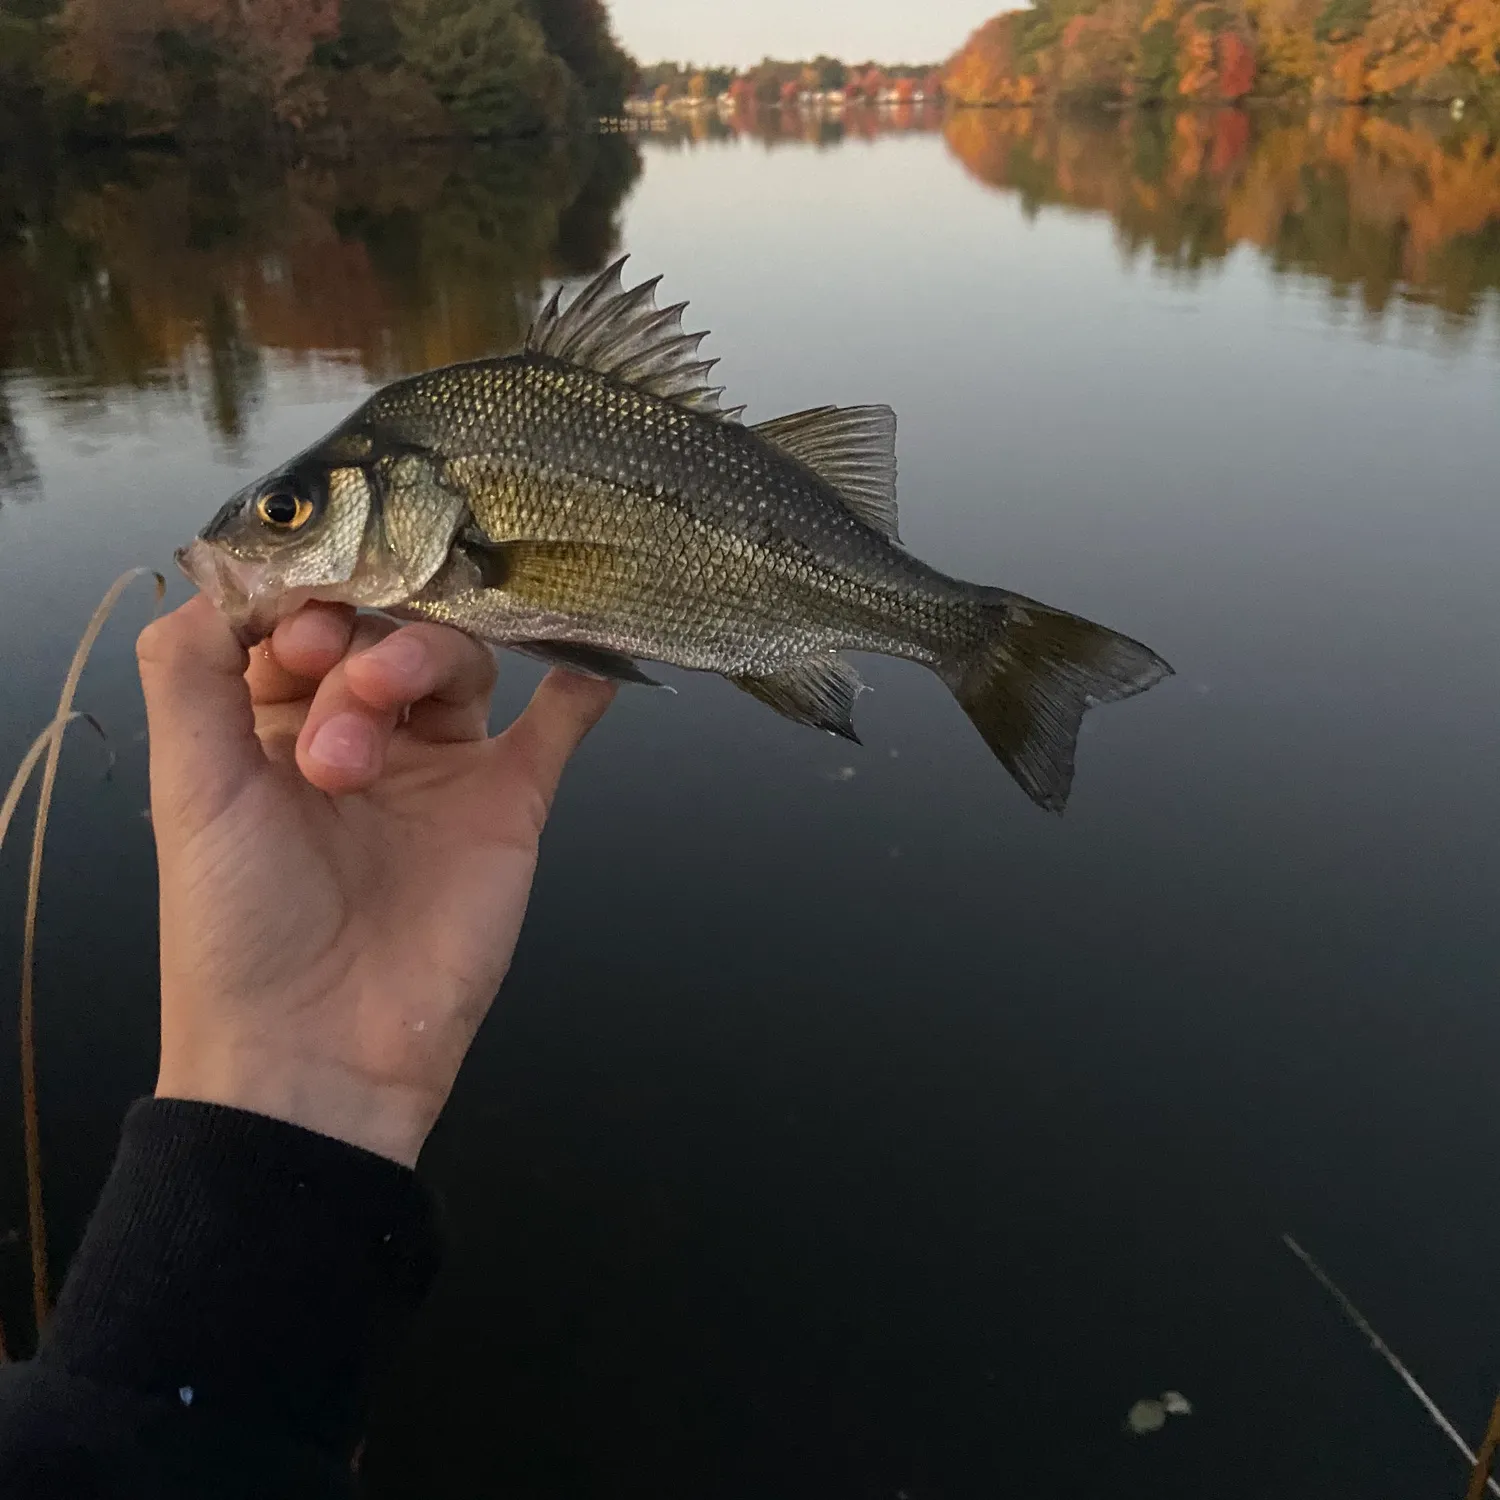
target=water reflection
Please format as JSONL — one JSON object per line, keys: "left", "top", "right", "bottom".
{"left": 0, "top": 134, "right": 641, "bottom": 453}
{"left": 944, "top": 107, "right": 1500, "bottom": 323}
{"left": 1, "top": 107, "right": 1496, "bottom": 479}
{"left": 636, "top": 99, "right": 947, "bottom": 149}
{"left": 0, "top": 384, "right": 38, "bottom": 507}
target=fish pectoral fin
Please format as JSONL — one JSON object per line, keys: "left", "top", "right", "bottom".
{"left": 734, "top": 655, "right": 865, "bottom": 743}
{"left": 511, "top": 641, "right": 664, "bottom": 687}
{"left": 751, "top": 405, "right": 899, "bottom": 542}
{"left": 456, "top": 535, "right": 632, "bottom": 594}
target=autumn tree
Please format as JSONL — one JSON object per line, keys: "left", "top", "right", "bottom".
{"left": 945, "top": 13, "right": 1037, "bottom": 103}
{"left": 945, "top": 0, "right": 1498, "bottom": 105}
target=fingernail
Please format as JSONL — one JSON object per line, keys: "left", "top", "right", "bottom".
{"left": 361, "top": 633, "right": 426, "bottom": 682}
{"left": 308, "top": 713, "right": 377, "bottom": 774}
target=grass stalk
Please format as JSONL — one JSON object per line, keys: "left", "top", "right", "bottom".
{"left": 4, "top": 568, "right": 162, "bottom": 1344}
{"left": 0, "top": 717, "right": 106, "bottom": 856}
{"left": 1283, "top": 1233, "right": 1500, "bottom": 1498}
{"left": 1466, "top": 1393, "right": 1500, "bottom": 1500}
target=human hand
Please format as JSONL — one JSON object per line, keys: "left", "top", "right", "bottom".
{"left": 136, "top": 596, "right": 615, "bottom": 1166}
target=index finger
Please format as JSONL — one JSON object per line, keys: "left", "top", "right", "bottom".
{"left": 246, "top": 603, "right": 358, "bottom": 706}
{"left": 343, "top": 622, "right": 498, "bottom": 717}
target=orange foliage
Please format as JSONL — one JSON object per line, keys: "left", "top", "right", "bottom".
{"left": 947, "top": 0, "right": 1500, "bottom": 103}
{"left": 943, "top": 14, "right": 1037, "bottom": 105}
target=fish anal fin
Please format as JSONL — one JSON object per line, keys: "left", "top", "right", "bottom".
{"left": 751, "top": 406, "right": 899, "bottom": 542}
{"left": 511, "top": 641, "right": 663, "bottom": 687}
{"left": 525, "top": 257, "right": 739, "bottom": 423}
{"left": 735, "top": 655, "right": 865, "bottom": 742}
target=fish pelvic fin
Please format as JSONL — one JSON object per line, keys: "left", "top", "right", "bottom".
{"left": 939, "top": 596, "right": 1171, "bottom": 814}
{"left": 511, "top": 641, "right": 663, "bottom": 687}
{"left": 735, "top": 655, "right": 865, "bottom": 742}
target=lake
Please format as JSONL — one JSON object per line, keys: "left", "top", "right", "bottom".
{"left": 1, "top": 106, "right": 1498, "bottom": 1497}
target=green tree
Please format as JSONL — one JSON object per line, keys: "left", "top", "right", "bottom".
{"left": 812, "top": 54, "right": 846, "bottom": 88}
{"left": 391, "top": 0, "right": 570, "bottom": 134}
{"left": 522, "top": 0, "right": 633, "bottom": 113}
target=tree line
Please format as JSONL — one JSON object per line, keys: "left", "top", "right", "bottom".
{"left": 944, "top": 0, "right": 1500, "bottom": 106}
{"left": 0, "top": 0, "right": 635, "bottom": 144}
{"left": 632, "top": 57, "right": 945, "bottom": 109}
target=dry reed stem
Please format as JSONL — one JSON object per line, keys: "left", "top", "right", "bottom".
{"left": 1283, "top": 1234, "right": 1500, "bottom": 1498}
{"left": 8, "top": 568, "right": 163, "bottom": 1342}
{"left": 0, "top": 717, "right": 105, "bottom": 856}
{"left": 0, "top": 713, "right": 104, "bottom": 1365}
{"left": 1465, "top": 1393, "right": 1500, "bottom": 1500}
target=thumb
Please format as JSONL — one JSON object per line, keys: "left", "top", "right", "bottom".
{"left": 137, "top": 594, "right": 264, "bottom": 829}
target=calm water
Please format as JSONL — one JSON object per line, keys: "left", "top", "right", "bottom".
{"left": 2, "top": 109, "right": 1499, "bottom": 1496}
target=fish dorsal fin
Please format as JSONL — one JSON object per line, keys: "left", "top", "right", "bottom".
{"left": 526, "top": 256, "right": 736, "bottom": 421}
{"left": 751, "top": 405, "right": 900, "bottom": 542}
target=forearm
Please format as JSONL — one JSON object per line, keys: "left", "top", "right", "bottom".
{"left": 0, "top": 1100, "right": 441, "bottom": 1498}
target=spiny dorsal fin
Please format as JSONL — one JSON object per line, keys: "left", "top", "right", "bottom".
{"left": 751, "top": 405, "right": 900, "bottom": 541}
{"left": 527, "top": 256, "right": 737, "bottom": 421}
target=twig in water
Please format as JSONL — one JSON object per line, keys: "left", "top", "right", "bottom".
{"left": 4, "top": 568, "right": 163, "bottom": 1342}
{"left": 1283, "top": 1233, "right": 1500, "bottom": 1498}
{"left": 1465, "top": 1393, "right": 1500, "bottom": 1500}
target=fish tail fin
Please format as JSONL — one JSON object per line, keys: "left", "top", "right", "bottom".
{"left": 938, "top": 593, "right": 1171, "bottom": 814}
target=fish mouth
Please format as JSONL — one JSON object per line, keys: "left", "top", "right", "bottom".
{"left": 176, "top": 539, "right": 278, "bottom": 646}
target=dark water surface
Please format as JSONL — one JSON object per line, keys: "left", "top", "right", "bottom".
{"left": 2, "top": 110, "right": 1499, "bottom": 1497}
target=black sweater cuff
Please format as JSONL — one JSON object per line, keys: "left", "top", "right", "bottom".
{"left": 40, "top": 1098, "right": 442, "bottom": 1460}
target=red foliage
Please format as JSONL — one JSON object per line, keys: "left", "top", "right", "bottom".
{"left": 1210, "top": 106, "right": 1251, "bottom": 170}
{"left": 1216, "top": 31, "right": 1257, "bottom": 98}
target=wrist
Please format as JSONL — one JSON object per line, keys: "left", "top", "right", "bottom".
{"left": 156, "top": 1043, "right": 436, "bottom": 1168}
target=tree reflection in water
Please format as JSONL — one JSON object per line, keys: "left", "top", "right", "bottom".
{"left": 0, "top": 132, "right": 642, "bottom": 450}
{"left": 945, "top": 107, "right": 1500, "bottom": 323}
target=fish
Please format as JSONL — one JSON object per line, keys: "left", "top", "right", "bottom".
{"left": 179, "top": 258, "right": 1171, "bottom": 811}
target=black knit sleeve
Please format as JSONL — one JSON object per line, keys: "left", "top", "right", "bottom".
{"left": 0, "top": 1098, "right": 443, "bottom": 1499}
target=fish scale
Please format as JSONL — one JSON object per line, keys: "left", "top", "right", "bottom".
{"left": 182, "top": 258, "right": 1171, "bottom": 811}
{"left": 375, "top": 358, "right": 971, "bottom": 675}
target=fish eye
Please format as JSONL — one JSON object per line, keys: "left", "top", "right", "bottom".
{"left": 255, "top": 483, "right": 314, "bottom": 532}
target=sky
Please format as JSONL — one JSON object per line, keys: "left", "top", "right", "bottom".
{"left": 605, "top": 0, "right": 999, "bottom": 67}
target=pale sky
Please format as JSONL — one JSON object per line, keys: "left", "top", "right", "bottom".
{"left": 607, "top": 0, "right": 999, "bottom": 66}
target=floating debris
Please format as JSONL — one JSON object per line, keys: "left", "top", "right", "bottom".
{"left": 1125, "top": 1399, "right": 1166, "bottom": 1435}
{"left": 827, "top": 765, "right": 857, "bottom": 783}
{"left": 1125, "top": 1390, "right": 1192, "bottom": 1435}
